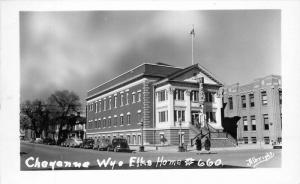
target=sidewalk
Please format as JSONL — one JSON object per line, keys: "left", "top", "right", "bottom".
{"left": 130, "top": 144, "right": 274, "bottom": 153}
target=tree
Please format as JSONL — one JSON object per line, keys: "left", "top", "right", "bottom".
{"left": 48, "top": 90, "right": 81, "bottom": 141}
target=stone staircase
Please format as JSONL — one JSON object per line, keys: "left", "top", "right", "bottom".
{"left": 189, "top": 122, "right": 237, "bottom": 148}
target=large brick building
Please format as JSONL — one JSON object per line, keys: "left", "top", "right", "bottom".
{"left": 86, "top": 63, "right": 235, "bottom": 146}
{"left": 223, "top": 75, "right": 282, "bottom": 145}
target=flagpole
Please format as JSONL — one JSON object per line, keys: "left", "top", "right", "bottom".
{"left": 191, "top": 25, "right": 195, "bottom": 65}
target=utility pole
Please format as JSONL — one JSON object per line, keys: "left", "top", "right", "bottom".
{"left": 190, "top": 25, "right": 195, "bottom": 65}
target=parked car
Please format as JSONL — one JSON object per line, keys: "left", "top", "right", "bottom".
{"left": 107, "top": 138, "right": 130, "bottom": 152}
{"left": 93, "top": 139, "right": 110, "bottom": 151}
{"left": 42, "top": 138, "right": 56, "bottom": 145}
{"left": 81, "top": 138, "right": 94, "bottom": 149}
{"left": 34, "top": 138, "right": 43, "bottom": 144}
{"left": 62, "top": 138, "right": 83, "bottom": 148}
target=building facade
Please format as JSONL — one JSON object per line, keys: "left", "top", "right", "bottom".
{"left": 86, "top": 63, "right": 228, "bottom": 146}
{"left": 223, "top": 75, "right": 282, "bottom": 145}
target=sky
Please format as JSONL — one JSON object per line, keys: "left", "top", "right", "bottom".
{"left": 20, "top": 10, "right": 281, "bottom": 107}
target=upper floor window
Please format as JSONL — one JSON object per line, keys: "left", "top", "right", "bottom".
{"left": 137, "top": 92, "right": 142, "bottom": 102}
{"left": 241, "top": 95, "right": 246, "bottom": 108}
{"left": 191, "top": 91, "right": 199, "bottom": 102}
{"left": 103, "top": 119, "right": 106, "bottom": 128}
{"left": 120, "top": 94, "right": 124, "bottom": 106}
{"left": 114, "top": 116, "right": 118, "bottom": 126}
{"left": 99, "top": 101, "right": 101, "bottom": 112}
{"left": 91, "top": 103, "right": 93, "bottom": 111}
{"left": 137, "top": 112, "right": 142, "bottom": 123}
{"left": 120, "top": 116, "right": 124, "bottom": 125}
{"left": 250, "top": 115, "right": 256, "bottom": 131}
{"left": 95, "top": 102, "right": 98, "bottom": 113}
{"left": 132, "top": 93, "right": 136, "bottom": 103}
{"left": 205, "top": 92, "right": 215, "bottom": 102}
{"left": 228, "top": 97, "right": 233, "bottom": 110}
{"left": 263, "top": 114, "right": 269, "bottom": 130}
{"left": 174, "top": 89, "right": 184, "bottom": 101}
{"left": 279, "top": 90, "right": 282, "bottom": 105}
{"left": 108, "top": 118, "right": 112, "bottom": 127}
{"left": 109, "top": 98, "right": 112, "bottom": 110}
{"left": 174, "top": 110, "right": 185, "bottom": 122}
{"left": 159, "top": 111, "right": 167, "bottom": 122}
{"left": 98, "top": 120, "right": 101, "bottom": 129}
{"left": 243, "top": 116, "right": 248, "bottom": 131}
{"left": 158, "top": 90, "right": 167, "bottom": 102}
{"left": 249, "top": 93, "right": 255, "bottom": 107}
{"left": 126, "top": 93, "right": 129, "bottom": 105}
{"left": 114, "top": 96, "right": 117, "bottom": 108}
{"left": 103, "top": 100, "right": 106, "bottom": 111}
{"left": 261, "top": 91, "right": 268, "bottom": 105}
{"left": 127, "top": 114, "right": 131, "bottom": 125}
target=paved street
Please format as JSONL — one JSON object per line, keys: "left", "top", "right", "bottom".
{"left": 20, "top": 142, "right": 281, "bottom": 170}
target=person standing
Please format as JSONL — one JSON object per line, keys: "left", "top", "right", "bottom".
{"left": 204, "top": 137, "right": 211, "bottom": 154}
{"left": 195, "top": 137, "right": 202, "bottom": 154}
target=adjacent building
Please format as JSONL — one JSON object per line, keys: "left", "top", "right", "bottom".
{"left": 86, "top": 63, "right": 228, "bottom": 146}
{"left": 223, "top": 75, "right": 282, "bottom": 145}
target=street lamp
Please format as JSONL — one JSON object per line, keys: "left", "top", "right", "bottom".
{"left": 178, "top": 118, "right": 184, "bottom": 152}
{"left": 138, "top": 120, "right": 144, "bottom": 152}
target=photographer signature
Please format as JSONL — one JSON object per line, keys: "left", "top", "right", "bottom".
{"left": 246, "top": 152, "right": 275, "bottom": 168}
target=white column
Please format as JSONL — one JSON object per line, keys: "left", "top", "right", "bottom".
{"left": 168, "top": 88, "right": 175, "bottom": 126}
{"left": 215, "top": 94, "right": 223, "bottom": 129}
{"left": 185, "top": 89, "right": 191, "bottom": 125}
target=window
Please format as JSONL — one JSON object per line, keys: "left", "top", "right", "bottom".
{"left": 159, "top": 111, "right": 167, "bottom": 122}
{"left": 126, "top": 93, "right": 129, "bottom": 105}
{"left": 132, "top": 93, "right": 136, "bottom": 103}
{"left": 264, "top": 136, "right": 270, "bottom": 144}
{"left": 241, "top": 95, "right": 246, "bottom": 108}
{"left": 263, "top": 114, "right": 269, "bottom": 130}
{"left": 108, "top": 118, "right": 111, "bottom": 127}
{"left": 261, "top": 91, "right": 268, "bottom": 105}
{"left": 127, "top": 135, "right": 131, "bottom": 144}
{"left": 243, "top": 137, "right": 248, "bottom": 144}
{"left": 120, "top": 94, "right": 124, "bottom": 106}
{"left": 98, "top": 120, "right": 101, "bottom": 129}
{"left": 158, "top": 90, "right": 167, "bottom": 102}
{"left": 205, "top": 111, "right": 216, "bottom": 122}
{"left": 249, "top": 93, "right": 255, "bottom": 107}
{"left": 174, "top": 89, "right": 185, "bottom": 101}
{"left": 137, "top": 112, "right": 142, "bottom": 123}
{"left": 95, "top": 102, "right": 98, "bottom": 113}
{"left": 127, "top": 114, "right": 131, "bottom": 125}
{"left": 228, "top": 97, "right": 233, "bottom": 110}
{"left": 91, "top": 103, "right": 94, "bottom": 111}
{"left": 99, "top": 101, "right": 101, "bottom": 112}
{"left": 103, "top": 119, "right": 106, "bottom": 128}
{"left": 137, "top": 92, "right": 142, "bottom": 102}
{"left": 114, "top": 116, "right": 118, "bottom": 126}
{"left": 120, "top": 116, "right": 124, "bottom": 125}
{"left": 279, "top": 90, "right": 282, "bottom": 105}
{"left": 205, "top": 92, "right": 215, "bottom": 102}
{"left": 250, "top": 115, "right": 256, "bottom": 131}
{"left": 133, "top": 135, "right": 136, "bottom": 144}
{"left": 103, "top": 100, "right": 106, "bottom": 111}
{"left": 191, "top": 91, "right": 199, "bottom": 102}
{"left": 114, "top": 96, "right": 117, "bottom": 108}
{"left": 174, "top": 110, "right": 185, "bottom": 122}
{"left": 109, "top": 98, "right": 112, "bottom": 110}
{"left": 251, "top": 137, "right": 257, "bottom": 144}
{"left": 243, "top": 116, "right": 248, "bottom": 131}
{"left": 94, "top": 120, "right": 97, "bottom": 128}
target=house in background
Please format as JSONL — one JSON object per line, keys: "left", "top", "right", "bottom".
{"left": 223, "top": 75, "right": 282, "bottom": 145}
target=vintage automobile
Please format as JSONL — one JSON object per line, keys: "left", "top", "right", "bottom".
{"left": 42, "top": 138, "right": 56, "bottom": 145}
{"left": 81, "top": 138, "right": 95, "bottom": 149}
{"left": 62, "top": 138, "right": 83, "bottom": 148}
{"left": 93, "top": 138, "right": 110, "bottom": 151}
{"left": 107, "top": 138, "right": 130, "bottom": 152}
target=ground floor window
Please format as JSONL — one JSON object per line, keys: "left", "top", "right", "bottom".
{"left": 243, "top": 137, "right": 248, "bottom": 144}
{"left": 138, "top": 135, "right": 141, "bottom": 145}
{"left": 174, "top": 110, "right": 185, "bottom": 122}
{"left": 127, "top": 135, "right": 131, "bottom": 144}
{"left": 206, "top": 111, "right": 216, "bottom": 122}
{"left": 251, "top": 137, "right": 257, "bottom": 144}
{"left": 264, "top": 136, "right": 270, "bottom": 144}
{"left": 132, "top": 135, "right": 136, "bottom": 145}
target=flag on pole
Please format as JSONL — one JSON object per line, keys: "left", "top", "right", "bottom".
{"left": 190, "top": 28, "right": 195, "bottom": 37}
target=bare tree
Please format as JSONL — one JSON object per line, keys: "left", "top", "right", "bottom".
{"left": 48, "top": 90, "right": 81, "bottom": 141}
